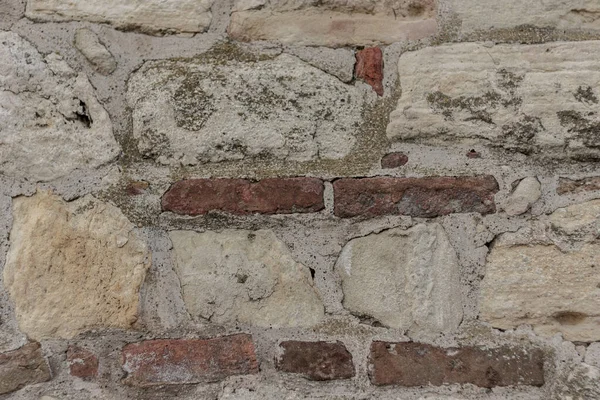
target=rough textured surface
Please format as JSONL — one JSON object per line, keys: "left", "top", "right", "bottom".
{"left": 355, "top": 47, "right": 384, "bottom": 96}
{"left": 335, "top": 223, "right": 463, "bottom": 333}
{"left": 170, "top": 230, "right": 324, "bottom": 328}
{"left": 333, "top": 176, "right": 498, "bottom": 218}
{"left": 552, "top": 363, "right": 600, "bottom": 400}
{"left": 66, "top": 346, "right": 98, "bottom": 380}
{"left": 503, "top": 177, "right": 541, "bottom": 216}
{"left": 128, "top": 53, "right": 367, "bottom": 166}
{"left": 3, "top": 191, "right": 150, "bottom": 340}
{"left": 380, "top": 152, "right": 409, "bottom": 168}
{"left": 369, "top": 342, "right": 545, "bottom": 388}
{"left": 26, "top": 0, "right": 214, "bottom": 34}
{"left": 277, "top": 341, "right": 355, "bottom": 381}
{"left": 558, "top": 176, "right": 600, "bottom": 195}
{"left": 0, "top": 31, "right": 118, "bottom": 181}
{"left": 0, "top": 342, "right": 51, "bottom": 395}
{"left": 387, "top": 42, "right": 600, "bottom": 160}
{"left": 122, "top": 335, "right": 258, "bottom": 386}
{"left": 74, "top": 28, "right": 117, "bottom": 75}
{"left": 162, "top": 178, "right": 324, "bottom": 216}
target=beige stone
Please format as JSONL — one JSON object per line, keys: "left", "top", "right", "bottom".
{"left": 503, "top": 177, "right": 541, "bottom": 216}
{"left": 169, "top": 230, "right": 324, "bottom": 328}
{"left": 3, "top": 191, "right": 150, "bottom": 340}
{"left": 74, "top": 29, "right": 116, "bottom": 75}
{"left": 334, "top": 223, "right": 463, "bottom": 333}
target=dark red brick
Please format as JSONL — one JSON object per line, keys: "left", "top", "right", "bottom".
{"left": 162, "top": 178, "right": 325, "bottom": 216}
{"left": 333, "top": 176, "right": 498, "bottom": 218}
{"left": 67, "top": 346, "right": 98, "bottom": 380}
{"left": 277, "top": 341, "right": 355, "bottom": 381}
{"left": 381, "top": 152, "right": 409, "bottom": 168}
{"left": 0, "top": 342, "right": 51, "bottom": 395}
{"left": 369, "top": 342, "right": 545, "bottom": 388}
{"left": 122, "top": 334, "right": 258, "bottom": 387}
{"left": 557, "top": 176, "right": 600, "bottom": 195}
{"left": 355, "top": 47, "right": 384, "bottom": 96}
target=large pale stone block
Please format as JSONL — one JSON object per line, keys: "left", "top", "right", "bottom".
{"left": 169, "top": 230, "right": 324, "bottom": 328}
{"left": 128, "top": 53, "right": 367, "bottom": 166}
{"left": 26, "top": 0, "right": 214, "bottom": 35}
{"left": 387, "top": 42, "right": 600, "bottom": 160}
{"left": 3, "top": 191, "right": 150, "bottom": 340}
{"left": 334, "top": 223, "right": 463, "bottom": 333}
{"left": 0, "top": 32, "right": 118, "bottom": 181}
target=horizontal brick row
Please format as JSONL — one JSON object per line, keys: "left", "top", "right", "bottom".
{"left": 162, "top": 176, "right": 499, "bottom": 218}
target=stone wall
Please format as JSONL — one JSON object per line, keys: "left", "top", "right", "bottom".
{"left": 1, "top": 0, "right": 600, "bottom": 399}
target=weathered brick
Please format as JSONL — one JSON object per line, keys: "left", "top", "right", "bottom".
{"left": 0, "top": 342, "right": 51, "bottom": 395}
{"left": 277, "top": 341, "right": 355, "bottom": 381}
{"left": 162, "top": 178, "right": 325, "bottom": 216}
{"left": 67, "top": 346, "right": 98, "bottom": 380}
{"left": 355, "top": 47, "right": 384, "bottom": 96}
{"left": 122, "top": 334, "right": 258, "bottom": 386}
{"left": 380, "top": 152, "right": 408, "bottom": 169}
{"left": 333, "top": 176, "right": 498, "bottom": 218}
{"left": 369, "top": 342, "right": 545, "bottom": 388}
{"left": 557, "top": 177, "right": 600, "bottom": 195}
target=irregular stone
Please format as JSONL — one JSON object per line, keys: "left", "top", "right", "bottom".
{"left": 277, "top": 341, "right": 355, "bottom": 381}
{"left": 387, "top": 42, "right": 600, "bottom": 160}
{"left": 333, "top": 176, "right": 498, "bottom": 218}
{"left": 369, "top": 341, "right": 545, "bottom": 387}
{"left": 74, "top": 29, "right": 116, "bottom": 75}
{"left": 380, "top": 152, "right": 409, "bottom": 168}
{"left": 229, "top": 0, "right": 437, "bottom": 47}
{"left": 67, "top": 346, "right": 98, "bottom": 380}
{"left": 122, "top": 335, "right": 258, "bottom": 386}
{"left": 3, "top": 191, "right": 150, "bottom": 340}
{"left": 286, "top": 46, "right": 355, "bottom": 83}
{"left": 335, "top": 223, "right": 463, "bottom": 332}
{"left": 585, "top": 343, "right": 600, "bottom": 368}
{"left": 0, "top": 342, "right": 51, "bottom": 395}
{"left": 0, "top": 32, "right": 118, "bottom": 181}
{"left": 26, "top": 0, "right": 214, "bottom": 35}
{"left": 162, "top": 178, "right": 324, "bottom": 216}
{"left": 548, "top": 199, "right": 600, "bottom": 238}
{"left": 128, "top": 53, "right": 367, "bottom": 165}
{"left": 355, "top": 47, "right": 383, "bottom": 96}
{"left": 503, "top": 177, "right": 541, "bottom": 216}
{"left": 558, "top": 176, "right": 600, "bottom": 195}
{"left": 552, "top": 363, "right": 600, "bottom": 400}
{"left": 169, "top": 230, "right": 324, "bottom": 328}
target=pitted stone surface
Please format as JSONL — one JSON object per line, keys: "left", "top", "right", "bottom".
{"left": 335, "top": 223, "right": 463, "bottom": 333}
{"left": 387, "top": 42, "right": 600, "bottom": 160}
{"left": 0, "top": 32, "right": 118, "bottom": 181}
{"left": 128, "top": 53, "right": 366, "bottom": 166}
{"left": 3, "top": 191, "right": 150, "bottom": 340}
{"left": 169, "top": 230, "right": 324, "bottom": 328}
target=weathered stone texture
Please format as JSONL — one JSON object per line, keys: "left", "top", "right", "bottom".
{"left": 558, "top": 176, "right": 600, "bottom": 195}
{"left": 503, "top": 177, "right": 541, "bottom": 216}
{"left": 380, "top": 152, "right": 409, "bottom": 168}
{"left": 122, "top": 335, "right": 258, "bottom": 386}
{"left": 370, "top": 342, "right": 545, "bottom": 388}
{"left": 387, "top": 42, "right": 600, "bottom": 160}
{"left": 0, "top": 32, "right": 118, "bottom": 181}
{"left": 74, "top": 29, "right": 117, "bottom": 75}
{"left": 229, "top": 0, "right": 437, "bottom": 47}
{"left": 552, "top": 363, "right": 600, "bottom": 400}
{"left": 3, "top": 191, "right": 150, "bottom": 340}
{"left": 26, "top": 0, "right": 214, "bottom": 34}
{"left": 128, "top": 53, "right": 367, "bottom": 166}
{"left": 67, "top": 346, "right": 98, "bottom": 380}
{"left": 355, "top": 47, "right": 384, "bottom": 96}
{"left": 335, "top": 223, "right": 463, "bottom": 333}
{"left": 277, "top": 341, "right": 355, "bottom": 381}
{"left": 333, "top": 176, "right": 498, "bottom": 218}
{"left": 170, "top": 230, "right": 324, "bottom": 328}
{"left": 162, "top": 178, "right": 324, "bottom": 216}
{"left": 0, "top": 342, "right": 51, "bottom": 395}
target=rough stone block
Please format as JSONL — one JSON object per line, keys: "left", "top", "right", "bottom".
{"left": 0, "top": 342, "right": 51, "bottom": 395}
{"left": 503, "top": 177, "right": 541, "bottom": 216}
{"left": 74, "top": 29, "right": 116, "bottom": 75}
{"left": 558, "top": 176, "right": 600, "bottom": 195}
{"left": 277, "top": 341, "right": 355, "bottom": 381}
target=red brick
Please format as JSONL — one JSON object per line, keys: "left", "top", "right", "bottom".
{"left": 381, "top": 152, "right": 408, "bottom": 168}
{"left": 0, "top": 342, "right": 51, "bottom": 395}
{"left": 369, "top": 342, "right": 545, "bottom": 388}
{"left": 355, "top": 47, "right": 384, "bottom": 96}
{"left": 333, "top": 176, "right": 498, "bottom": 218}
{"left": 557, "top": 176, "right": 600, "bottom": 195}
{"left": 67, "top": 346, "right": 98, "bottom": 380}
{"left": 162, "top": 178, "right": 325, "bottom": 216}
{"left": 121, "top": 334, "right": 258, "bottom": 387}
{"left": 277, "top": 341, "right": 355, "bottom": 381}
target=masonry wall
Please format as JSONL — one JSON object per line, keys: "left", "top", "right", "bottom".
{"left": 1, "top": 1, "right": 600, "bottom": 399}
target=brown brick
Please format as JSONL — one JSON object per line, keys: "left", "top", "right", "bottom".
{"left": 557, "top": 176, "right": 600, "bottom": 195}
{"left": 0, "top": 342, "right": 51, "bottom": 395}
{"left": 162, "top": 178, "right": 325, "bottom": 216}
{"left": 67, "top": 346, "right": 98, "bottom": 380}
{"left": 369, "top": 342, "right": 545, "bottom": 388}
{"left": 355, "top": 47, "right": 384, "bottom": 96}
{"left": 277, "top": 341, "right": 355, "bottom": 381}
{"left": 122, "top": 334, "right": 258, "bottom": 387}
{"left": 381, "top": 152, "right": 408, "bottom": 169}
{"left": 333, "top": 176, "right": 498, "bottom": 218}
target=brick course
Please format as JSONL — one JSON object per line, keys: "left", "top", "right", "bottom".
{"left": 277, "top": 341, "right": 355, "bottom": 381}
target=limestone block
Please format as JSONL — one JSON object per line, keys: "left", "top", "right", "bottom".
{"left": 169, "top": 230, "right": 324, "bottom": 328}
{"left": 334, "top": 223, "right": 463, "bottom": 333}
{"left": 74, "top": 29, "right": 117, "bottom": 75}
{"left": 387, "top": 42, "right": 600, "bottom": 160}
{"left": 503, "top": 177, "right": 541, "bottom": 216}
{"left": 0, "top": 32, "right": 118, "bottom": 182}
{"left": 3, "top": 191, "right": 150, "bottom": 340}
